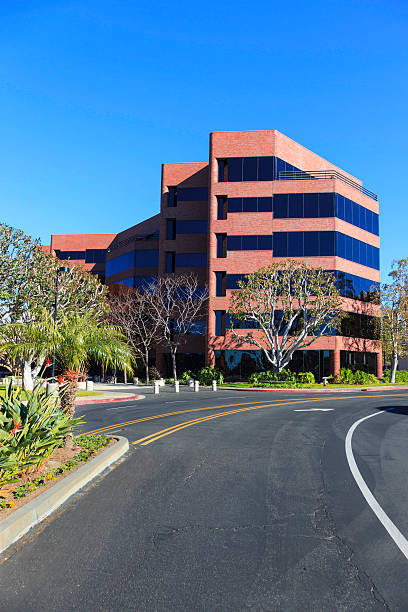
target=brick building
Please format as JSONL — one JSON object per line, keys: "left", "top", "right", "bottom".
{"left": 47, "top": 233, "right": 117, "bottom": 282}
{"left": 105, "top": 130, "right": 381, "bottom": 380}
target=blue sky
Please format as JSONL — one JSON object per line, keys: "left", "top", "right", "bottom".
{"left": 0, "top": 0, "right": 407, "bottom": 279}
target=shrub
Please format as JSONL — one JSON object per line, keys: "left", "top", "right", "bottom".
{"left": 383, "top": 369, "right": 408, "bottom": 383}
{"left": 248, "top": 369, "right": 298, "bottom": 387}
{"left": 339, "top": 368, "right": 355, "bottom": 384}
{"left": 179, "top": 370, "right": 195, "bottom": 384}
{"left": 148, "top": 366, "right": 161, "bottom": 381}
{"left": 298, "top": 372, "right": 315, "bottom": 384}
{"left": 353, "top": 370, "right": 378, "bottom": 385}
{"left": 0, "top": 382, "right": 83, "bottom": 487}
{"left": 196, "top": 366, "right": 224, "bottom": 385}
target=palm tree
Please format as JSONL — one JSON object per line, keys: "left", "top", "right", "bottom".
{"left": 1, "top": 310, "right": 134, "bottom": 443}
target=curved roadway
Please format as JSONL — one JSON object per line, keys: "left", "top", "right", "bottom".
{"left": 1, "top": 389, "right": 408, "bottom": 611}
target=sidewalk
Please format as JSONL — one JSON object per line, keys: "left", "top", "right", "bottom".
{"left": 76, "top": 383, "right": 145, "bottom": 405}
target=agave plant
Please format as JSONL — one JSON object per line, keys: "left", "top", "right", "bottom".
{"left": 0, "top": 382, "right": 83, "bottom": 487}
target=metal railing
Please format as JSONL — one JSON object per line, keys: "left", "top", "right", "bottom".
{"left": 278, "top": 170, "right": 378, "bottom": 201}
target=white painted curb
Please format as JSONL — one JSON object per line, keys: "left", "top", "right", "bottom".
{"left": 0, "top": 435, "right": 129, "bottom": 554}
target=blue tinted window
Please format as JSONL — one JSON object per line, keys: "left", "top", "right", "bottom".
{"left": 166, "top": 252, "right": 175, "bottom": 273}
{"left": 258, "top": 156, "right": 274, "bottom": 180}
{"left": 167, "top": 219, "right": 176, "bottom": 240}
{"left": 242, "top": 235, "right": 258, "bottom": 250}
{"left": 177, "top": 187, "right": 208, "bottom": 201}
{"left": 218, "top": 160, "right": 226, "bottom": 182}
{"left": 228, "top": 158, "right": 243, "bottom": 181}
{"left": 336, "top": 232, "right": 346, "bottom": 259}
{"left": 168, "top": 186, "right": 177, "bottom": 207}
{"left": 273, "top": 194, "right": 288, "bottom": 218}
{"left": 57, "top": 250, "right": 85, "bottom": 260}
{"left": 85, "top": 249, "right": 106, "bottom": 263}
{"left": 106, "top": 251, "right": 134, "bottom": 277}
{"left": 319, "top": 193, "right": 334, "bottom": 217}
{"left": 227, "top": 236, "right": 242, "bottom": 250}
{"left": 345, "top": 198, "right": 353, "bottom": 224}
{"left": 258, "top": 197, "right": 273, "bottom": 212}
{"left": 228, "top": 198, "right": 243, "bottom": 213}
{"left": 288, "top": 231, "right": 303, "bottom": 256}
{"left": 373, "top": 214, "right": 379, "bottom": 235}
{"left": 304, "top": 231, "right": 319, "bottom": 256}
{"left": 134, "top": 276, "right": 157, "bottom": 292}
{"left": 288, "top": 193, "right": 303, "bottom": 218}
{"left": 258, "top": 235, "right": 273, "bottom": 250}
{"left": 216, "top": 234, "right": 226, "bottom": 258}
{"left": 175, "top": 253, "right": 207, "bottom": 267}
{"left": 177, "top": 220, "right": 208, "bottom": 234}
{"left": 319, "top": 232, "right": 335, "bottom": 256}
{"left": 215, "top": 310, "right": 225, "bottom": 336}
{"left": 226, "top": 273, "right": 247, "bottom": 289}
{"left": 243, "top": 157, "right": 257, "bottom": 181}
{"left": 336, "top": 194, "right": 345, "bottom": 220}
{"left": 135, "top": 250, "right": 158, "bottom": 267}
{"left": 303, "top": 193, "right": 319, "bottom": 218}
{"left": 215, "top": 271, "right": 225, "bottom": 296}
{"left": 273, "top": 232, "right": 288, "bottom": 257}
{"left": 275, "top": 157, "right": 286, "bottom": 180}
{"left": 243, "top": 197, "right": 258, "bottom": 212}
{"left": 186, "top": 320, "right": 206, "bottom": 335}
{"left": 217, "top": 196, "right": 226, "bottom": 220}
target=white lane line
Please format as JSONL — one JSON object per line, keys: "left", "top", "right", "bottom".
{"left": 295, "top": 408, "right": 334, "bottom": 412}
{"left": 345, "top": 409, "right": 408, "bottom": 560}
{"left": 165, "top": 401, "right": 188, "bottom": 404}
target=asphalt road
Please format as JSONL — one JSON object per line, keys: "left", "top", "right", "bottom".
{"left": 1, "top": 388, "right": 408, "bottom": 611}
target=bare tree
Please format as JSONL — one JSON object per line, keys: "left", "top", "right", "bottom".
{"left": 144, "top": 273, "right": 208, "bottom": 381}
{"left": 381, "top": 259, "right": 408, "bottom": 382}
{"left": 228, "top": 260, "right": 343, "bottom": 373}
{"left": 109, "top": 288, "right": 160, "bottom": 383}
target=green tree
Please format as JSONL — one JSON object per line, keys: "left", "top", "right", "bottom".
{"left": 1, "top": 310, "right": 134, "bottom": 443}
{"left": 228, "top": 261, "right": 343, "bottom": 373}
{"left": 381, "top": 259, "right": 408, "bottom": 382}
{"left": 0, "top": 224, "right": 107, "bottom": 389}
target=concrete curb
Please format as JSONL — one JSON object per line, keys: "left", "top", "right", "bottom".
{"left": 76, "top": 394, "right": 144, "bottom": 405}
{"left": 0, "top": 435, "right": 129, "bottom": 554}
{"left": 221, "top": 385, "right": 408, "bottom": 393}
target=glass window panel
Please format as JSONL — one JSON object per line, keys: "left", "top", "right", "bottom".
{"left": 345, "top": 198, "right": 353, "bottom": 224}
{"left": 303, "top": 193, "right": 319, "bottom": 217}
{"left": 373, "top": 214, "right": 379, "bottom": 235}
{"left": 242, "top": 197, "right": 258, "bottom": 212}
{"left": 106, "top": 251, "right": 134, "bottom": 277}
{"left": 274, "top": 157, "right": 286, "bottom": 180}
{"left": 167, "top": 219, "right": 176, "bottom": 240}
{"left": 319, "top": 232, "right": 335, "bottom": 256}
{"left": 318, "top": 193, "right": 335, "bottom": 217}
{"left": 218, "top": 160, "right": 225, "bottom": 182}
{"left": 336, "top": 232, "right": 346, "bottom": 259}
{"left": 175, "top": 253, "right": 206, "bottom": 267}
{"left": 243, "top": 157, "right": 258, "bottom": 181}
{"left": 336, "top": 194, "right": 345, "bottom": 220}
{"left": 227, "top": 236, "right": 242, "bottom": 250}
{"left": 273, "top": 194, "right": 288, "bottom": 218}
{"left": 288, "top": 231, "right": 304, "bottom": 256}
{"left": 168, "top": 186, "right": 177, "bottom": 207}
{"left": 288, "top": 193, "right": 303, "bottom": 218}
{"left": 258, "top": 156, "right": 274, "bottom": 181}
{"left": 166, "top": 252, "right": 175, "bottom": 273}
{"left": 360, "top": 206, "right": 367, "bottom": 231}
{"left": 258, "top": 197, "right": 273, "bottom": 212}
{"left": 228, "top": 158, "right": 243, "bottom": 182}
{"left": 352, "top": 201, "right": 360, "bottom": 227}
{"left": 217, "top": 196, "right": 226, "bottom": 220}
{"left": 360, "top": 241, "right": 367, "bottom": 267}
{"left": 135, "top": 250, "right": 159, "bottom": 267}
{"left": 352, "top": 237, "right": 360, "bottom": 263}
{"left": 273, "top": 232, "right": 287, "bottom": 257}
{"left": 242, "top": 235, "right": 258, "bottom": 250}
{"left": 215, "top": 272, "right": 225, "bottom": 297}
{"left": 228, "top": 198, "right": 243, "bottom": 213}
{"left": 177, "top": 220, "right": 207, "bottom": 234}
{"left": 177, "top": 187, "right": 208, "bottom": 201}
{"left": 304, "top": 231, "right": 319, "bottom": 256}
{"left": 258, "top": 235, "right": 273, "bottom": 250}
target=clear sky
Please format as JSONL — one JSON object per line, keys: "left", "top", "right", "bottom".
{"left": 0, "top": 0, "right": 406, "bottom": 279}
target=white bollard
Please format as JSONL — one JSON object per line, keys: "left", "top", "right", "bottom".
{"left": 194, "top": 380, "right": 199, "bottom": 392}
{"left": 174, "top": 381, "right": 180, "bottom": 393}
{"left": 154, "top": 381, "right": 160, "bottom": 394}
{"left": 212, "top": 380, "right": 217, "bottom": 392}
{"left": 86, "top": 380, "right": 94, "bottom": 391}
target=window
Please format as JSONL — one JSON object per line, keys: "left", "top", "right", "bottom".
{"left": 85, "top": 249, "right": 106, "bottom": 263}
{"left": 330, "top": 270, "right": 379, "bottom": 302}
{"left": 106, "top": 252, "right": 134, "bottom": 277}
{"left": 175, "top": 253, "right": 207, "bottom": 267}
{"left": 218, "top": 159, "right": 227, "bottom": 182}
{"left": 176, "top": 220, "right": 208, "bottom": 234}
{"left": 56, "top": 250, "right": 86, "bottom": 261}
{"left": 134, "top": 276, "right": 157, "bottom": 292}
{"left": 168, "top": 186, "right": 177, "bottom": 207}
{"left": 167, "top": 219, "right": 176, "bottom": 240}
{"left": 177, "top": 187, "right": 208, "bottom": 202}
{"left": 226, "top": 235, "right": 273, "bottom": 251}
{"left": 217, "top": 156, "right": 299, "bottom": 182}
{"left": 227, "top": 197, "right": 273, "bottom": 213}
{"left": 215, "top": 271, "right": 226, "bottom": 296}
{"left": 166, "top": 252, "right": 175, "bottom": 273}
{"left": 217, "top": 196, "right": 227, "bottom": 220}
{"left": 134, "top": 250, "right": 159, "bottom": 267}
{"left": 216, "top": 233, "right": 227, "bottom": 258}
{"left": 226, "top": 273, "right": 247, "bottom": 289}
{"left": 215, "top": 310, "right": 226, "bottom": 336}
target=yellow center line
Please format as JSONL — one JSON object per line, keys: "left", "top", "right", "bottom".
{"left": 83, "top": 398, "right": 319, "bottom": 435}
{"left": 131, "top": 392, "right": 408, "bottom": 446}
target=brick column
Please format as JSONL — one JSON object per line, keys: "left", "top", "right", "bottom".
{"left": 376, "top": 350, "right": 383, "bottom": 378}
{"left": 332, "top": 349, "right": 340, "bottom": 378}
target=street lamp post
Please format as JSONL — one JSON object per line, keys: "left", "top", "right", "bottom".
{"left": 51, "top": 266, "right": 70, "bottom": 380}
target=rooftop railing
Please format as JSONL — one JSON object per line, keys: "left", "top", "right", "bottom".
{"left": 278, "top": 170, "right": 378, "bottom": 201}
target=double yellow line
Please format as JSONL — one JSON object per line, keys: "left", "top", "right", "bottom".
{"left": 85, "top": 392, "right": 408, "bottom": 448}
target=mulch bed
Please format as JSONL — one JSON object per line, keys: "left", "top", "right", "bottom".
{"left": 0, "top": 436, "right": 116, "bottom": 519}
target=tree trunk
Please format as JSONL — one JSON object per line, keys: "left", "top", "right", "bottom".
{"left": 145, "top": 349, "right": 149, "bottom": 384}
{"left": 390, "top": 351, "right": 398, "bottom": 383}
{"left": 171, "top": 350, "right": 177, "bottom": 382}
{"left": 22, "top": 360, "right": 34, "bottom": 391}
{"left": 124, "top": 370, "right": 127, "bottom": 384}
{"left": 60, "top": 381, "right": 78, "bottom": 447}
